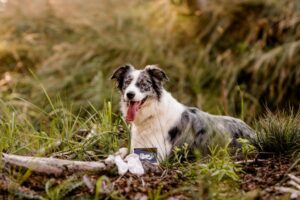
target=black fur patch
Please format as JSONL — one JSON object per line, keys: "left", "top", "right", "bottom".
{"left": 111, "top": 64, "right": 133, "bottom": 90}
{"left": 188, "top": 108, "right": 198, "bottom": 114}
{"left": 146, "top": 66, "right": 168, "bottom": 100}
{"left": 232, "top": 129, "right": 245, "bottom": 140}
{"left": 168, "top": 127, "right": 180, "bottom": 144}
{"left": 149, "top": 74, "right": 163, "bottom": 100}
{"left": 168, "top": 111, "right": 192, "bottom": 144}
{"left": 146, "top": 66, "right": 168, "bottom": 82}
{"left": 225, "top": 119, "right": 246, "bottom": 139}
{"left": 196, "top": 128, "right": 206, "bottom": 136}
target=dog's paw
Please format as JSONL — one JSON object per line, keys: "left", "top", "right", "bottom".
{"left": 114, "top": 147, "right": 128, "bottom": 159}
{"left": 115, "top": 155, "right": 129, "bottom": 175}
{"left": 125, "top": 154, "right": 145, "bottom": 176}
{"left": 104, "top": 155, "right": 115, "bottom": 167}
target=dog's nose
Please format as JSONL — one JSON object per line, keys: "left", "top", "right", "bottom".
{"left": 126, "top": 92, "right": 135, "bottom": 100}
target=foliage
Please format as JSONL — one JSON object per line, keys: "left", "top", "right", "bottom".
{"left": 0, "top": 97, "right": 128, "bottom": 158}
{"left": 170, "top": 143, "right": 190, "bottom": 164}
{"left": 200, "top": 144, "right": 241, "bottom": 181}
{"left": 148, "top": 187, "right": 163, "bottom": 200}
{"left": 253, "top": 110, "right": 300, "bottom": 155}
{"left": 45, "top": 176, "right": 83, "bottom": 200}
{"left": 237, "top": 138, "right": 257, "bottom": 160}
{"left": 94, "top": 176, "right": 123, "bottom": 200}
{"left": 0, "top": 0, "right": 299, "bottom": 122}
{"left": 181, "top": 0, "right": 300, "bottom": 119}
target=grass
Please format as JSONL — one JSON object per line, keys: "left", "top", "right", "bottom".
{"left": 0, "top": 93, "right": 299, "bottom": 199}
{"left": 0, "top": 0, "right": 299, "bottom": 122}
{"left": 0, "top": 94, "right": 127, "bottom": 158}
{"left": 199, "top": 144, "right": 241, "bottom": 181}
{"left": 253, "top": 110, "right": 300, "bottom": 155}
{"left": 45, "top": 176, "right": 84, "bottom": 200}
{"left": 0, "top": 93, "right": 247, "bottom": 199}
{"left": 0, "top": 0, "right": 300, "bottom": 199}
{"left": 0, "top": 97, "right": 128, "bottom": 198}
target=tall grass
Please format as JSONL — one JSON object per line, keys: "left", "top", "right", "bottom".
{"left": 253, "top": 110, "right": 300, "bottom": 155}
{"left": 0, "top": 96, "right": 128, "bottom": 159}
{"left": 0, "top": 0, "right": 299, "bottom": 122}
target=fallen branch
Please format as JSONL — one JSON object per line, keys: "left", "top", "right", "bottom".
{"left": 234, "top": 159, "right": 265, "bottom": 164}
{"left": 2, "top": 153, "right": 108, "bottom": 176}
{"left": 288, "top": 180, "right": 300, "bottom": 191}
{"left": 275, "top": 186, "right": 300, "bottom": 199}
{"left": 288, "top": 174, "right": 300, "bottom": 185}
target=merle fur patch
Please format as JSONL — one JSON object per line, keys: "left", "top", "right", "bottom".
{"left": 122, "top": 75, "right": 133, "bottom": 91}
{"left": 168, "top": 110, "right": 191, "bottom": 144}
{"left": 136, "top": 71, "right": 152, "bottom": 92}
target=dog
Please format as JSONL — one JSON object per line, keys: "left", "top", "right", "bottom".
{"left": 111, "top": 64, "right": 255, "bottom": 161}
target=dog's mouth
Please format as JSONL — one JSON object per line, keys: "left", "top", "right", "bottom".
{"left": 126, "top": 97, "right": 147, "bottom": 122}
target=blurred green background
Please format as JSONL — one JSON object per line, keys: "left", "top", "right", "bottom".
{"left": 0, "top": 0, "right": 299, "bottom": 122}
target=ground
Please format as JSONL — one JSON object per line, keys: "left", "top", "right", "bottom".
{"left": 0, "top": 153, "right": 299, "bottom": 199}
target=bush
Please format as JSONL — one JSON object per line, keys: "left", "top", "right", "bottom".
{"left": 253, "top": 110, "right": 300, "bottom": 155}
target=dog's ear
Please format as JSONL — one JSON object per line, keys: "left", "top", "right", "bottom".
{"left": 145, "top": 65, "right": 169, "bottom": 82}
{"left": 111, "top": 64, "right": 134, "bottom": 89}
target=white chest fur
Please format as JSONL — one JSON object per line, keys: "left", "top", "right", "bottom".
{"left": 128, "top": 90, "right": 185, "bottom": 160}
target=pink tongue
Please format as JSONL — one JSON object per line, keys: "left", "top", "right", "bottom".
{"left": 126, "top": 102, "right": 140, "bottom": 122}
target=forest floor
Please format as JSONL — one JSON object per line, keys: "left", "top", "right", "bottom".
{"left": 0, "top": 153, "right": 299, "bottom": 199}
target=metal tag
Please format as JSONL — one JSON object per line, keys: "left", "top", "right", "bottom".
{"left": 133, "top": 148, "right": 158, "bottom": 164}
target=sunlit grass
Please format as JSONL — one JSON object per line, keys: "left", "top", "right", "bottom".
{"left": 0, "top": 96, "right": 128, "bottom": 159}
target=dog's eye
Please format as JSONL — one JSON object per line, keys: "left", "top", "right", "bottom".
{"left": 138, "top": 82, "right": 146, "bottom": 87}
{"left": 124, "top": 79, "right": 132, "bottom": 85}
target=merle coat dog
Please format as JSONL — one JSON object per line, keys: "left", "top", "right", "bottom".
{"left": 111, "top": 64, "right": 254, "bottom": 161}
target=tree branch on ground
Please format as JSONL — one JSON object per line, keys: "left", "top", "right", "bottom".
{"left": 2, "top": 153, "right": 109, "bottom": 176}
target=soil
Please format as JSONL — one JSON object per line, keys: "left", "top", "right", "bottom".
{"left": 239, "top": 155, "right": 299, "bottom": 199}
{"left": 0, "top": 155, "right": 299, "bottom": 199}
{"left": 0, "top": 162, "right": 190, "bottom": 199}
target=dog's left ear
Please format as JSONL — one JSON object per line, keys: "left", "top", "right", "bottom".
{"left": 145, "top": 65, "right": 169, "bottom": 82}
{"left": 111, "top": 64, "right": 134, "bottom": 89}
{"left": 111, "top": 64, "right": 134, "bottom": 81}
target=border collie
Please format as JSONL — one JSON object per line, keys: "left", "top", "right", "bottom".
{"left": 111, "top": 64, "right": 254, "bottom": 161}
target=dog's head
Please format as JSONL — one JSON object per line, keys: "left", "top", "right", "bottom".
{"left": 111, "top": 64, "right": 168, "bottom": 122}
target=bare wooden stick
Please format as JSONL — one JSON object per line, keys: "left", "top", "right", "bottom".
{"left": 288, "top": 174, "right": 300, "bottom": 185}
{"left": 275, "top": 186, "right": 300, "bottom": 199}
{"left": 234, "top": 159, "right": 265, "bottom": 164}
{"left": 3, "top": 153, "right": 108, "bottom": 176}
{"left": 288, "top": 180, "right": 300, "bottom": 191}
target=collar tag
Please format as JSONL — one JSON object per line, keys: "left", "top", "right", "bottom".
{"left": 134, "top": 148, "right": 158, "bottom": 164}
